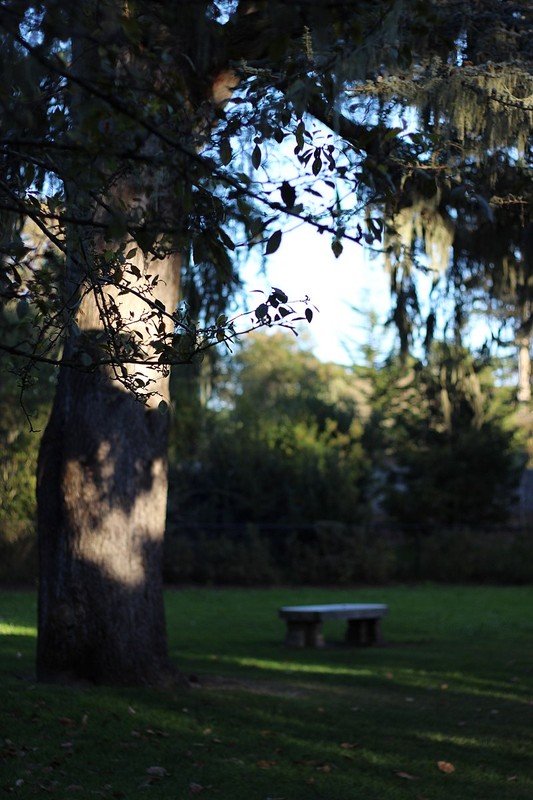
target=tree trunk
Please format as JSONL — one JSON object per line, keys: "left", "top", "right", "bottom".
{"left": 36, "top": 248, "right": 181, "bottom": 685}
{"left": 517, "top": 336, "right": 531, "bottom": 403}
{"left": 36, "top": 3, "right": 184, "bottom": 685}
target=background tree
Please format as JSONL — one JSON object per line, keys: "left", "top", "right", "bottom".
{"left": 366, "top": 1, "right": 533, "bottom": 395}
{"left": 0, "top": 224, "right": 58, "bottom": 583}
{"left": 364, "top": 342, "right": 525, "bottom": 529}
{"left": 168, "top": 330, "right": 370, "bottom": 528}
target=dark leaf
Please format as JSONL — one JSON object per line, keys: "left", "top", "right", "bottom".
{"left": 219, "top": 138, "right": 233, "bottom": 166}
{"left": 219, "top": 228, "right": 235, "bottom": 251}
{"left": 252, "top": 144, "right": 261, "bottom": 170}
{"left": 280, "top": 181, "right": 296, "bottom": 209}
{"left": 255, "top": 302, "right": 269, "bottom": 320}
{"left": 272, "top": 287, "right": 288, "bottom": 304}
{"left": 265, "top": 230, "right": 282, "bottom": 255}
{"left": 16, "top": 297, "right": 30, "bottom": 319}
{"left": 331, "top": 239, "right": 343, "bottom": 258}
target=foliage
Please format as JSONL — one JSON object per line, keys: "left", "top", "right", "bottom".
{"left": 2, "top": 586, "right": 533, "bottom": 799}
{"left": 363, "top": 342, "right": 525, "bottom": 527}
{"left": 163, "top": 525, "right": 280, "bottom": 586}
{"left": 2, "top": 325, "right": 528, "bottom": 586}
{"left": 167, "top": 331, "right": 371, "bottom": 529}
{"left": 372, "top": 2, "right": 533, "bottom": 366}
{"left": 175, "top": 327, "right": 524, "bottom": 535}
{"left": 0, "top": 306, "right": 56, "bottom": 583}
{"left": 2, "top": 1, "right": 531, "bottom": 392}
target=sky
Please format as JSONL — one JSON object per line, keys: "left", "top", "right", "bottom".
{"left": 235, "top": 224, "right": 395, "bottom": 365}
{"left": 233, "top": 219, "right": 497, "bottom": 367}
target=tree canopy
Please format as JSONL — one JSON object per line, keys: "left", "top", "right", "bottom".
{"left": 2, "top": 0, "right": 531, "bottom": 394}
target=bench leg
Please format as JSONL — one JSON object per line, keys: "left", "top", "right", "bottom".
{"left": 345, "top": 618, "right": 382, "bottom": 646}
{"left": 285, "top": 620, "right": 325, "bottom": 648}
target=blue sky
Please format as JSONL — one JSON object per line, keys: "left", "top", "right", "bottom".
{"left": 236, "top": 223, "right": 395, "bottom": 365}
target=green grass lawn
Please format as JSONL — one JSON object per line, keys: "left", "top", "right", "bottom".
{"left": 2, "top": 585, "right": 533, "bottom": 799}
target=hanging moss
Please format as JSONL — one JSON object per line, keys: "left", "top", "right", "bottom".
{"left": 418, "top": 61, "right": 533, "bottom": 153}
{"left": 372, "top": 60, "right": 533, "bottom": 153}
{"left": 385, "top": 187, "right": 455, "bottom": 275}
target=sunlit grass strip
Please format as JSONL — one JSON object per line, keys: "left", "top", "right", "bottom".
{"left": 206, "top": 655, "right": 530, "bottom": 704}
{"left": 211, "top": 654, "right": 375, "bottom": 677}
{"left": 363, "top": 668, "right": 532, "bottom": 704}
{"left": 419, "top": 731, "right": 525, "bottom": 754}
{"left": 0, "top": 623, "right": 37, "bottom": 637}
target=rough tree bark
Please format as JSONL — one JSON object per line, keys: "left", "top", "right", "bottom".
{"left": 36, "top": 158, "right": 183, "bottom": 685}
{"left": 36, "top": 267, "right": 179, "bottom": 685}
{"left": 36, "top": 3, "right": 188, "bottom": 685}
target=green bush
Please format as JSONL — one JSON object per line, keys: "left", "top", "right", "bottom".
{"left": 163, "top": 525, "right": 280, "bottom": 585}
{"left": 399, "top": 527, "right": 533, "bottom": 584}
{"left": 0, "top": 409, "right": 45, "bottom": 586}
{"left": 0, "top": 526, "right": 38, "bottom": 585}
{"left": 283, "top": 522, "right": 397, "bottom": 584}
{"left": 163, "top": 522, "right": 533, "bottom": 586}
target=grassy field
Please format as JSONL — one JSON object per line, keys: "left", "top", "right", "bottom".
{"left": 1, "top": 585, "right": 533, "bottom": 799}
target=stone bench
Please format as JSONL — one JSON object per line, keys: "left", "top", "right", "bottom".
{"left": 279, "top": 603, "right": 388, "bottom": 648}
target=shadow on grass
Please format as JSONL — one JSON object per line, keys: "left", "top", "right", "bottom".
{"left": 2, "top": 587, "right": 533, "bottom": 800}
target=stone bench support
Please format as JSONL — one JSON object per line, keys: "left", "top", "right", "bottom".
{"left": 279, "top": 603, "right": 388, "bottom": 648}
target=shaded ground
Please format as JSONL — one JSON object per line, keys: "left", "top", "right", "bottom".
{"left": 2, "top": 585, "right": 533, "bottom": 799}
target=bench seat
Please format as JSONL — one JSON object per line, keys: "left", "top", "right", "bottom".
{"left": 279, "top": 603, "right": 388, "bottom": 648}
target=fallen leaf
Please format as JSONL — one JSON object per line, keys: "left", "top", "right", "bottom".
{"left": 189, "top": 782, "right": 205, "bottom": 794}
{"left": 256, "top": 760, "right": 276, "bottom": 769}
{"left": 340, "top": 742, "right": 358, "bottom": 749}
{"left": 396, "top": 771, "right": 418, "bottom": 780}
{"left": 146, "top": 766, "right": 169, "bottom": 777}
{"left": 316, "top": 764, "right": 332, "bottom": 773}
{"left": 437, "top": 761, "right": 455, "bottom": 774}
